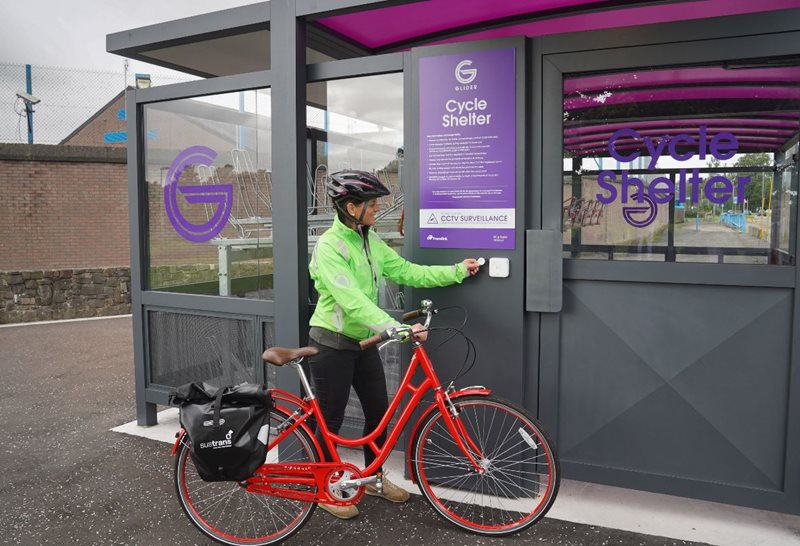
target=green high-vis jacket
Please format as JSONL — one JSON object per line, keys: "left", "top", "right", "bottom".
{"left": 309, "top": 215, "right": 468, "bottom": 341}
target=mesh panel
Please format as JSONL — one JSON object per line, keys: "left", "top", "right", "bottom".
{"left": 148, "top": 310, "right": 255, "bottom": 388}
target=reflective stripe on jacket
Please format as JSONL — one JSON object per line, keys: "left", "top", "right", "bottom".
{"left": 309, "top": 215, "right": 467, "bottom": 341}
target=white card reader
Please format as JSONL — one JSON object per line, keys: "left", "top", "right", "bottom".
{"left": 488, "top": 257, "right": 510, "bottom": 278}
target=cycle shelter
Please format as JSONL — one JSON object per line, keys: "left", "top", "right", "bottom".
{"left": 109, "top": 2, "right": 800, "bottom": 515}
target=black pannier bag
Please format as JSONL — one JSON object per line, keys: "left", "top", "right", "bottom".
{"left": 170, "top": 382, "right": 273, "bottom": 482}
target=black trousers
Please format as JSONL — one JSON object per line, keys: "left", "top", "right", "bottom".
{"left": 306, "top": 338, "right": 388, "bottom": 469}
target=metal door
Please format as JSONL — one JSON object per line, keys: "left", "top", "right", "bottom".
{"left": 529, "top": 14, "right": 800, "bottom": 513}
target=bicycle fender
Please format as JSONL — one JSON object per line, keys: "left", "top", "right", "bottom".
{"left": 405, "top": 387, "right": 491, "bottom": 483}
{"left": 171, "top": 429, "right": 186, "bottom": 457}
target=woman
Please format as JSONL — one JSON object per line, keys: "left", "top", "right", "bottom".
{"left": 307, "top": 170, "right": 480, "bottom": 519}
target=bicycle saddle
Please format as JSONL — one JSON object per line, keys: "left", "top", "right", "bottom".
{"left": 261, "top": 346, "right": 320, "bottom": 366}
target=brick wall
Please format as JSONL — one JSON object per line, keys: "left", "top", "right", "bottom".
{"left": 0, "top": 144, "right": 129, "bottom": 270}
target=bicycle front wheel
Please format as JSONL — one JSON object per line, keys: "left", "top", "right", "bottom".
{"left": 175, "top": 408, "right": 319, "bottom": 546}
{"left": 410, "top": 395, "right": 559, "bottom": 536}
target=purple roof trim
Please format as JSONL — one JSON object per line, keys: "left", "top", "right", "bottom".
{"left": 564, "top": 67, "right": 800, "bottom": 95}
{"left": 566, "top": 138, "right": 786, "bottom": 154}
{"left": 568, "top": 134, "right": 787, "bottom": 148}
{"left": 566, "top": 145, "right": 781, "bottom": 158}
{"left": 319, "top": 0, "right": 612, "bottom": 48}
{"left": 565, "top": 86, "right": 800, "bottom": 110}
{"left": 564, "top": 127, "right": 795, "bottom": 145}
{"left": 564, "top": 118, "right": 799, "bottom": 136}
{"left": 428, "top": 0, "right": 800, "bottom": 48}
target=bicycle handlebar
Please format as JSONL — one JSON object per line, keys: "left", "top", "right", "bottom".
{"left": 359, "top": 329, "right": 392, "bottom": 350}
{"left": 401, "top": 309, "right": 423, "bottom": 322}
{"left": 360, "top": 301, "right": 436, "bottom": 350}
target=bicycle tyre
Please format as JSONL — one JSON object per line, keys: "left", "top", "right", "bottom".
{"left": 410, "top": 395, "right": 560, "bottom": 536}
{"left": 175, "top": 408, "right": 319, "bottom": 546}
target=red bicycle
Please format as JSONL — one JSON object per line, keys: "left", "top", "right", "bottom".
{"left": 173, "top": 299, "right": 560, "bottom": 545}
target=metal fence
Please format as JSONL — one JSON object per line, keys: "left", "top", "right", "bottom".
{"left": 0, "top": 63, "right": 196, "bottom": 145}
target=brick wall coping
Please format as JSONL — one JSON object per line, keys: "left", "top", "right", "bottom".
{"left": 0, "top": 143, "right": 126, "bottom": 164}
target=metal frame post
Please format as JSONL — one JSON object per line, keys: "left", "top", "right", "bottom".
{"left": 271, "top": 0, "right": 308, "bottom": 394}
{"left": 25, "top": 64, "right": 33, "bottom": 144}
{"left": 127, "top": 88, "right": 157, "bottom": 426}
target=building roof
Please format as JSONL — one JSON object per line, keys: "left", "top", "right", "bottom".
{"left": 59, "top": 88, "right": 131, "bottom": 146}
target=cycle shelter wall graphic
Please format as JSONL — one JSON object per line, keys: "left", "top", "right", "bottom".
{"left": 164, "top": 146, "right": 233, "bottom": 242}
{"left": 418, "top": 48, "right": 516, "bottom": 249}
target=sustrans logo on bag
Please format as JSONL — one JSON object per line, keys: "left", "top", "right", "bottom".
{"left": 200, "top": 429, "right": 234, "bottom": 450}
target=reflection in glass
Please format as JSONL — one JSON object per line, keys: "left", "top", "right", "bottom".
{"left": 305, "top": 73, "right": 405, "bottom": 429}
{"left": 144, "top": 89, "right": 274, "bottom": 297}
{"left": 562, "top": 64, "right": 799, "bottom": 264}
{"left": 306, "top": 73, "right": 405, "bottom": 310}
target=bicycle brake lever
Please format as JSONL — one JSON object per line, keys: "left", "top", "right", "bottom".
{"left": 377, "top": 326, "right": 412, "bottom": 351}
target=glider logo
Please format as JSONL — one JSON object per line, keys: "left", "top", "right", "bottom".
{"left": 455, "top": 60, "right": 477, "bottom": 85}
{"left": 164, "top": 146, "right": 233, "bottom": 242}
{"left": 622, "top": 192, "right": 658, "bottom": 228}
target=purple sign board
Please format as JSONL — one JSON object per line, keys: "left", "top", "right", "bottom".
{"left": 419, "top": 48, "right": 516, "bottom": 249}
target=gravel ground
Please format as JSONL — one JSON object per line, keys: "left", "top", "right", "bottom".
{"left": 0, "top": 317, "right": 710, "bottom": 546}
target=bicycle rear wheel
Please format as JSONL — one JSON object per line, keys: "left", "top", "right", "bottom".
{"left": 410, "top": 395, "right": 559, "bottom": 536}
{"left": 175, "top": 408, "right": 319, "bottom": 546}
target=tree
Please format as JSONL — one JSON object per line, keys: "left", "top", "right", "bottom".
{"left": 734, "top": 152, "right": 772, "bottom": 212}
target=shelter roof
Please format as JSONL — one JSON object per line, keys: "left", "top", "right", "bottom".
{"left": 107, "top": 0, "right": 800, "bottom": 156}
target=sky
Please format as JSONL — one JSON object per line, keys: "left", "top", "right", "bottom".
{"left": 1, "top": 1, "right": 260, "bottom": 143}
{"left": 0, "top": 0, "right": 405, "bottom": 158}
{"left": 0, "top": 0, "right": 260, "bottom": 75}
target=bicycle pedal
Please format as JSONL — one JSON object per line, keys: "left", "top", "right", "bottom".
{"left": 336, "top": 475, "right": 378, "bottom": 490}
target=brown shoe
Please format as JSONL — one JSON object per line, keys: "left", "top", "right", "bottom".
{"left": 364, "top": 474, "right": 411, "bottom": 503}
{"left": 319, "top": 503, "right": 359, "bottom": 519}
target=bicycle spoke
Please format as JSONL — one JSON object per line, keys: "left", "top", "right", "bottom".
{"left": 176, "top": 409, "right": 318, "bottom": 545}
{"left": 414, "top": 397, "right": 559, "bottom": 536}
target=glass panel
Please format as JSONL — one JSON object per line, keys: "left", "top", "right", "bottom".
{"left": 306, "top": 73, "right": 405, "bottom": 310}
{"left": 305, "top": 73, "right": 405, "bottom": 429}
{"left": 562, "top": 63, "right": 800, "bottom": 264}
{"left": 144, "top": 89, "right": 274, "bottom": 297}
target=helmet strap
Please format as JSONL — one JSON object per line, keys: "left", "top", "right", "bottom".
{"left": 334, "top": 199, "right": 369, "bottom": 235}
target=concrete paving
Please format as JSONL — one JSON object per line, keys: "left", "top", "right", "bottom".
{"left": 652, "top": 219, "right": 770, "bottom": 264}
{"left": 1, "top": 316, "right": 796, "bottom": 545}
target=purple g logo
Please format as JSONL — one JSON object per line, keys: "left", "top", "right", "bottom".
{"left": 164, "top": 146, "right": 233, "bottom": 242}
{"left": 622, "top": 192, "right": 658, "bottom": 228}
{"left": 455, "top": 59, "right": 477, "bottom": 85}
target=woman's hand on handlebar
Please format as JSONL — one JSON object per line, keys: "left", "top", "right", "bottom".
{"left": 410, "top": 322, "right": 428, "bottom": 342}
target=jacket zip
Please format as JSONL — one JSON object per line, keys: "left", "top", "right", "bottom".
{"left": 361, "top": 230, "right": 379, "bottom": 299}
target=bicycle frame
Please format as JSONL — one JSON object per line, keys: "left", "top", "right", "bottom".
{"left": 254, "top": 341, "right": 491, "bottom": 503}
